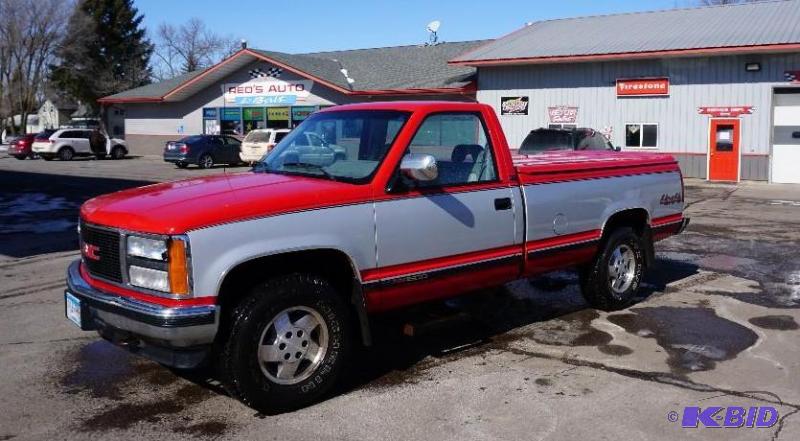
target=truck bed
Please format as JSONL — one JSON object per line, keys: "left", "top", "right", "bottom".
{"left": 511, "top": 151, "right": 680, "bottom": 185}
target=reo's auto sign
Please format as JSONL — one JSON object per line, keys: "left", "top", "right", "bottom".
{"left": 224, "top": 77, "right": 314, "bottom": 106}
{"left": 616, "top": 78, "right": 670, "bottom": 97}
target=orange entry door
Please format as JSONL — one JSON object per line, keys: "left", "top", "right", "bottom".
{"left": 708, "top": 119, "right": 740, "bottom": 181}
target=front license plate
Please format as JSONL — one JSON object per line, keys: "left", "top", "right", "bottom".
{"left": 65, "top": 292, "right": 82, "bottom": 328}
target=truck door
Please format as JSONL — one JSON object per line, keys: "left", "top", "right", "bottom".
{"left": 369, "top": 112, "right": 521, "bottom": 310}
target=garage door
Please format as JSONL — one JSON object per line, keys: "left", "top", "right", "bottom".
{"left": 772, "top": 89, "right": 800, "bottom": 184}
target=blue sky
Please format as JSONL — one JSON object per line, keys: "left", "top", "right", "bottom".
{"left": 134, "top": 0, "right": 687, "bottom": 53}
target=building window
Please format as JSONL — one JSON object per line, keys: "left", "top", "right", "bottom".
{"left": 625, "top": 123, "right": 658, "bottom": 148}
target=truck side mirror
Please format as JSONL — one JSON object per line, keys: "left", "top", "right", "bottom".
{"left": 400, "top": 153, "right": 438, "bottom": 182}
{"left": 614, "top": 145, "right": 622, "bottom": 152}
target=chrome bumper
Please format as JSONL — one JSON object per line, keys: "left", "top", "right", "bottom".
{"left": 65, "top": 260, "right": 218, "bottom": 367}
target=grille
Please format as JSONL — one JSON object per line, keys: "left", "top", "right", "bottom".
{"left": 80, "top": 221, "right": 123, "bottom": 282}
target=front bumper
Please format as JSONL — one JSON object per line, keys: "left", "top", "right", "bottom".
{"left": 65, "top": 260, "right": 218, "bottom": 368}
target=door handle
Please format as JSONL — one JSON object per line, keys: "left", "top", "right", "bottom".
{"left": 494, "top": 197, "right": 512, "bottom": 211}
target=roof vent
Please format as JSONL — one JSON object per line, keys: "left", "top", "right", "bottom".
{"left": 240, "top": 39, "right": 247, "bottom": 49}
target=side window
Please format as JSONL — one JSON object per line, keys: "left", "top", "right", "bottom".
{"left": 406, "top": 113, "right": 497, "bottom": 187}
{"left": 625, "top": 123, "right": 658, "bottom": 148}
{"left": 58, "top": 131, "right": 75, "bottom": 139}
{"left": 210, "top": 137, "right": 224, "bottom": 147}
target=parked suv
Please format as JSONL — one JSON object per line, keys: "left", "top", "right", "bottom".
{"left": 164, "top": 134, "right": 243, "bottom": 169}
{"left": 519, "top": 127, "right": 618, "bottom": 154}
{"left": 31, "top": 128, "right": 127, "bottom": 161}
{"left": 240, "top": 129, "right": 290, "bottom": 163}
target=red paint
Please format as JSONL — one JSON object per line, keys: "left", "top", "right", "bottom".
{"left": 708, "top": 118, "right": 740, "bottom": 182}
{"left": 651, "top": 214, "right": 684, "bottom": 227}
{"left": 80, "top": 172, "right": 373, "bottom": 235}
{"left": 617, "top": 78, "right": 670, "bottom": 97}
{"left": 513, "top": 151, "right": 680, "bottom": 185}
{"left": 698, "top": 106, "right": 753, "bottom": 117}
{"left": 449, "top": 43, "right": 800, "bottom": 66}
{"left": 80, "top": 263, "right": 216, "bottom": 307}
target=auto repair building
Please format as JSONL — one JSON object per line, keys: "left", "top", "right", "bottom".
{"left": 99, "top": 41, "right": 484, "bottom": 156}
{"left": 451, "top": 0, "right": 800, "bottom": 183}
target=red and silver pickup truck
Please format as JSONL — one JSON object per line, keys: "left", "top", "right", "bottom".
{"left": 65, "top": 101, "right": 688, "bottom": 411}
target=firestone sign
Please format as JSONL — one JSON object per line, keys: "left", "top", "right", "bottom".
{"left": 224, "top": 77, "right": 314, "bottom": 106}
{"left": 616, "top": 78, "right": 670, "bottom": 97}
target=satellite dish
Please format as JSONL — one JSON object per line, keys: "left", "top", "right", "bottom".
{"left": 426, "top": 20, "right": 441, "bottom": 46}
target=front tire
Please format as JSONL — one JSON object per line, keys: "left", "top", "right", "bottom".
{"left": 220, "top": 274, "right": 352, "bottom": 413}
{"left": 579, "top": 227, "right": 645, "bottom": 311}
{"left": 111, "top": 145, "right": 126, "bottom": 160}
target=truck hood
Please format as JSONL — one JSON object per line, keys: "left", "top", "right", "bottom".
{"left": 80, "top": 172, "right": 371, "bottom": 234}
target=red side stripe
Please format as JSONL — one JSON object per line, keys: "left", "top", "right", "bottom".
{"left": 651, "top": 213, "right": 683, "bottom": 227}
{"left": 80, "top": 263, "right": 216, "bottom": 307}
{"left": 361, "top": 244, "right": 521, "bottom": 283}
{"left": 526, "top": 229, "right": 601, "bottom": 252}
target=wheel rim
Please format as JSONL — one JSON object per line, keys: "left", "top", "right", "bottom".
{"left": 607, "top": 244, "right": 636, "bottom": 294}
{"left": 202, "top": 156, "right": 212, "bottom": 168}
{"left": 257, "top": 306, "right": 329, "bottom": 385}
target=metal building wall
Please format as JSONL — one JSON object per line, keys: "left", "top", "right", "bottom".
{"left": 476, "top": 53, "right": 800, "bottom": 180}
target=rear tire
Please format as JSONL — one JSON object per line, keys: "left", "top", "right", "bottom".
{"left": 220, "top": 274, "right": 353, "bottom": 413}
{"left": 58, "top": 147, "right": 74, "bottom": 161}
{"left": 198, "top": 153, "right": 214, "bottom": 169}
{"left": 579, "top": 227, "right": 645, "bottom": 311}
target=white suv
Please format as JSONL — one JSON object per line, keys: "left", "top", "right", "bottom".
{"left": 239, "top": 129, "right": 290, "bottom": 163}
{"left": 32, "top": 128, "right": 127, "bottom": 161}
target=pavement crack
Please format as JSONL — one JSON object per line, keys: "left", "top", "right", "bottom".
{"left": 491, "top": 345, "right": 800, "bottom": 410}
{"left": 772, "top": 408, "right": 799, "bottom": 441}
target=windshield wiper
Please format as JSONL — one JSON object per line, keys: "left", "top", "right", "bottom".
{"left": 281, "top": 162, "right": 336, "bottom": 180}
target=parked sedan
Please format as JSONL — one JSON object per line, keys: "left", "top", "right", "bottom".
{"left": 7, "top": 132, "right": 40, "bottom": 160}
{"left": 164, "top": 135, "right": 243, "bottom": 169}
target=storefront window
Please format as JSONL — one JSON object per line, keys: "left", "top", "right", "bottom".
{"left": 221, "top": 107, "right": 242, "bottom": 136}
{"left": 625, "top": 123, "right": 658, "bottom": 148}
{"left": 267, "top": 107, "right": 290, "bottom": 129}
{"left": 243, "top": 108, "right": 266, "bottom": 133}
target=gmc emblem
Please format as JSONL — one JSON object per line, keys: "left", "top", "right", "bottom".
{"left": 83, "top": 243, "right": 101, "bottom": 261}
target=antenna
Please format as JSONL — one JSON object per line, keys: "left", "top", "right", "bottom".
{"left": 426, "top": 20, "right": 441, "bottom": 46}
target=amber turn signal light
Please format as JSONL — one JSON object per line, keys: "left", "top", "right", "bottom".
{"left": 168, "top": 239, "right": 190, "bottom": 295}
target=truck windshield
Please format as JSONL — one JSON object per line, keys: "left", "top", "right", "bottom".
{"left": 254, "top": 110, "right": 410, "bottom": 183}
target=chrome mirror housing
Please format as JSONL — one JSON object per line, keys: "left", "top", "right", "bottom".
{"left": 400, "top": 153, "right": 438, "bottom": 182}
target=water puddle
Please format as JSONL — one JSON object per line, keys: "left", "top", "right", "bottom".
{"left": 748, "top": 315, "right": 799, "bottom": 331}
{"left": 608, "top": 306, "right": 758, "bottom": 375}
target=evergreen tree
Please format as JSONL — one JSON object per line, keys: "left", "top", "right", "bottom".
{"left": 51, "top": 0, "right": 152, "bottom": 114}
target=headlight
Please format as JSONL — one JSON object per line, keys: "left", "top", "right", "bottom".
{"left": 125, "top": 235, "right": 190, "bottom": 295}
{"left": 127, "top": 236, "right": 167, "bottom": 260}
{"left": 129, "top": 265, "right": 170, "bottom": 292}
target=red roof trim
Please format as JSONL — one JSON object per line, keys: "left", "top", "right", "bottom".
{"left": 449, "top": 43, "right": 800, "bottom": 66}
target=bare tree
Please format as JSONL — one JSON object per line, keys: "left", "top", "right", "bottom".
{"left": 152, "top": 18, "right": 239, "bottom": 80}
{"left": 0, "top": 0, "right": 69, "bottom": 134}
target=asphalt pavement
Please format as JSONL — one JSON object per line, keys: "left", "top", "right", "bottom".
{"left": 1, "top": 153, "right": 799, "bottom": 440}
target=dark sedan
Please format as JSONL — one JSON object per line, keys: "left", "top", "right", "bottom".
{"left": 518, "top": 127, "right": 620, "bottom": 155}
{"left": 164, "top": 134, "right": 243, "bottom": 169}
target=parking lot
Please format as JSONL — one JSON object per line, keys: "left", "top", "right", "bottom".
{"left": 1, "top": 153, "right": 799, "bottom": 441}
